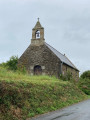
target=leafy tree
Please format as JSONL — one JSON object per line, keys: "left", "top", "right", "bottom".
{"left": 78, "top": 70, "right": 90, "bottom": 95}
{"left": 80, "top": 70, "right": 90, "bottom": 79}
{"left": 3, "top": 56, "right": 18, "bottom": 71}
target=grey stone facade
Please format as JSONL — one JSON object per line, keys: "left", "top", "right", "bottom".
{"left": 18, "top": 44, "right": 61, "bottom": 77}
{"left": 18, "top": 19, "right": 79, "bottom": 80}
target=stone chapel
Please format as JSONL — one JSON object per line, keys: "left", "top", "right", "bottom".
{"left": 18, "top": 19, "right": 79, "bottom": 80}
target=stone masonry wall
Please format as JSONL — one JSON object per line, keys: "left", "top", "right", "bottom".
{"left": 18, "top": 44, "right": 61, "bottom": 78}
{"left": 62, "top": 64, "right": 79, "bottom": 81}
{"left": 18, "top": 43, "right": 79, "bottom": 80}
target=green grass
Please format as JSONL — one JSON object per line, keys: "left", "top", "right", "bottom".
{"left": 0, "top": 67, "right": 88, "bottom": 120}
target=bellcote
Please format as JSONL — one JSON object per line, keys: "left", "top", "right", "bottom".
{"left": 31, "top": 19, "right": 45, "bottom": 46}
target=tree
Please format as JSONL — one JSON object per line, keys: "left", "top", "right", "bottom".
{"left": 78, "top": 70, "right": 90, "bottom": 95}
{"left": 80, "top": 70, "right": 90, "bottom": 79}
{"left": 5, "top": 56, "right": 18, "bottom": 71}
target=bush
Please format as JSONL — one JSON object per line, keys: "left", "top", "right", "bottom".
{"left": 1, "top": 56, "right": 18, "bottom": 71}
{"left": 78, "top": 70, "right": 90, "bottom": 95}
{"left": 78, "top": 78, "right": 90, "bottom": 95}
{"left": 60, "top": 71, "right": 73, "bottom": 81}
{"left": 80, "top": 70, "right": 90, "bottom": 79}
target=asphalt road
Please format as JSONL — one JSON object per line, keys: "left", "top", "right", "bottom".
{"left": 31, "top": 99, "right": 90, "bottom": 120}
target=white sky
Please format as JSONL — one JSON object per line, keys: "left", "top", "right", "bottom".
{"left": 0, "top": 0, "right": 90, "bottom": 74}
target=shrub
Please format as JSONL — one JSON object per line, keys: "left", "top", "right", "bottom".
{"left": 1, "top": 56, "right": 18, "bottom": 71}
{"left": 60, "top": 71, "right": 73, "bottom": 81}
{"left": 17, "top": 66, "right": 27, "bottom": 74}
{"left": 78, "top": 78, "right": 90, "bottom": 95}
{"left": 78, "top": 70, "right": 90, "bottom": 95}
{"left": 80, "top": 70, "right": 90, "bottom": 79}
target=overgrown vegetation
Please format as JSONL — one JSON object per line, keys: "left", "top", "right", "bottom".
{"left": 78, "top": 71, "right": 90, "bottom": 95}
{"left": 80, "top": 70, "right": 90, "bottom": 79}
{"left": 60, "top": 71, "right": 73, "bottom": 82}
{"left": 0, "top": 67, "right": 87, "bottom": 120}
{"left": 1, "top": 56, "right": 18, "bottom": 71}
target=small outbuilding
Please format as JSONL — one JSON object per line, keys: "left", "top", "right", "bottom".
{"left": 18, "top": 19, "right": 79, "bottom": 80}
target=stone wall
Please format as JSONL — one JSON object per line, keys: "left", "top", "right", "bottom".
{"left": 62, "top": 64, "right": 79, "bottom": 81}
{"left": 18, "top": 43, "right": 79, "bottom": 80}
{"left": 18, "top": 44, "right": 61, "bottom": 77}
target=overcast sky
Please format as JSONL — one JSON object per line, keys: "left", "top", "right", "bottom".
{"left": 0, "top": 0, "right": 90, "bottom": 74}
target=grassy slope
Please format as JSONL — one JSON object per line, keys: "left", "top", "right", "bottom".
{"left": 0, "top": 67, "right": 87, "bottom": 120}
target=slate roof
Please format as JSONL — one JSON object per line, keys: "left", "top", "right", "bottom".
{"left": 45, "top": 42, "right": 79, "bottom": 71}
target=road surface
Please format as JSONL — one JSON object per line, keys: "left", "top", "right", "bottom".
{"left": 31, "top": 99, "right": 90, "bottom": 120}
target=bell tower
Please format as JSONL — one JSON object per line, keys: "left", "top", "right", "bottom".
{"left": 31, "top": 18, "right": 45, "bottom": 46}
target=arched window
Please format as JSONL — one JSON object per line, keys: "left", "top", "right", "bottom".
{"left": 35, "top": 30, "right": 40, "bottom": 39}
{"left": 34, "top": 65, "right": 42, "bottom": 75}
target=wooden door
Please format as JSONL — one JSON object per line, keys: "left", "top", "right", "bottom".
{"left": 34, "top": 65, "right": 42, "bottom": 75}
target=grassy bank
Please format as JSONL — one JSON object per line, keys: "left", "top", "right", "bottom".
{"left": 0, "top": 67, "right": 87, "bottom": 120}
